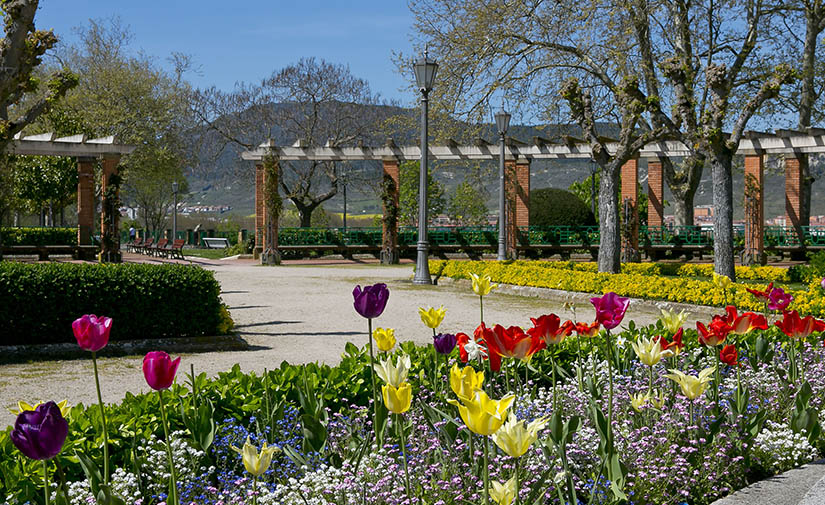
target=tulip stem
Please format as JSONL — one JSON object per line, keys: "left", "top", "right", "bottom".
{"left": 42, "top": 460, "right": 50, "bottom": 505}
{"left": 158, "top": 389, "right": 179, "bottom": 505}
{"left": 252, "top": 474, "right": 258, "bottom": 505}
{"left": 514, "top": 457, "right": 520, "bottom": 505}
{"left": 605, "top": 330, "right": 614, "bottom": 429}
{"left": 91, "top": 352, "right": 110, "bottom": 485}
{"left": 574, "top": 335, "right": 584, "bottom": 392}
{"left": 479, "top": 295, "right": 484, "bottom": 325}
{"left": 483, "top": 436, "right": 490, "bottom": 505}
{"left": 550, "top": 354, "right": 558, "bottom": 414}
{"left": 396, "top": 414, "right": 413, "bottom": 502}
{"left": 368, "top": 318, "right": 379, "bottom": 442}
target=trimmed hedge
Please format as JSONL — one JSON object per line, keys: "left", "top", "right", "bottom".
{"left": 529, "top": 187, "right": 596, "bottom": 227}
{"left": 1, "top": 227, "right": 77, "bottom": 246}
{"left": 0, "top": 263, "right": 231, "bottom": 345}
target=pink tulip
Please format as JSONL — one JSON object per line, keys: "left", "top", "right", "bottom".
{"left": 590, "top": 292, "right": 630, "bottom": 330}
{"left": 142, "top": 351, "right": 181, "bottom": 391}
{"left": 72, "top": 314, "right": 112, "bottom": 352}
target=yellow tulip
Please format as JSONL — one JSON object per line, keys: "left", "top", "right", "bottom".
{"left": 13, "top": 400, "right": 70, "bottom": 418}
{"left": 374, "top": 353, "right": 411, "bottom": 387}
{"left": 382, "top": 382, "right": 412, "bottom": 414}
{"left": 713, "top": 273, "right": 732, "bottom": 290}
{"left": 231, "top": 436, "right": 279, "bottom": 477}
{"left": 470, "top": 273, "right": 497, "bottom": 296}
{"left": 630, "top": 336, "right": 673, "bottom": 367}
{"left": 492, "top": 413, "right": 548, "bottom": 458}
{"left": 665, "top": 367, "right": 716, "bottom": 400}
{"left": 419, "top": 305, "right": 446, "bottom": 329}
{"left": 489, "top": 475, "right": 517, "bottom": 505}
{"left": 649, "top": 389, "right": 666, "bottom": 409}
{"left": 629, "top": 392, "right": 649, "bottom": 412}
{"left": 659, "top": 308, "right": 687, "bottom": 335}
{"left": 447, "top": 390, "right": 515, "bottom": 436}
{"left": 372, "top": 327, "right": 396, "bottom": 352}
{"left": 449, "top": 363, "right": 484, "bottom": 402}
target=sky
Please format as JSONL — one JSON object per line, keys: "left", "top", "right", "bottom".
{"left": 36, "top": 0, "right": 420, "bottom": 105}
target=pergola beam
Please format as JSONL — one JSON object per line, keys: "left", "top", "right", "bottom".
{"left": 8, "top": 133, "right": 135, "bottom": 157}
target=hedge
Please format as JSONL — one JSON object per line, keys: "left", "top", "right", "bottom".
{"left": 1, "top": 227, "right": 77, "bottom": 246}
{"left": 431, "top": 259, "right": 825, "bottom": 317}
{"left": 0, "top": 263, "right": 232, "bottom": 345}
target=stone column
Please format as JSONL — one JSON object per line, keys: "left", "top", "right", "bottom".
{"left": 744, "top": 154, "right": 766, "bottom": 265}
{"left": 380, "top": 158, "right": 400, "bottom": 264}
{"left": 99, "top": 156, "right": 121, "bottom": 262}
{"left": 504, "top": 158, "right": 530, "bottom": 259}
{"left": 621, "top": 158, "right": 640, "bottom": 262}
{"left": 647, "top": 158, "right": 664, "bottom": 227}
{"left": 76, "top": 158, "right": 95, "bottom": 246}
{"left": 254, "top": 163, "right": 265, "bottom": 258}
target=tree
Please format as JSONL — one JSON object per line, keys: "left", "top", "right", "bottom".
{"left": 399, "top": 160, "right": 446, "bottom": 226}
{"left": 193, "top": 58, "right": 385, "bottom": 227}
{"left": 410, "top": 0, "right": 795, "bottom": 278}
{"left": 125, "top": 145, "right": 188, "bottom": 235}
{"left": 449, "top": 180, "right": 488, "bottom": 225}
{"left": 13, "top": 155, "right": 77, "bottom": 225}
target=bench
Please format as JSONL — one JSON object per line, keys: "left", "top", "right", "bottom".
{"left": 151, "top": 238, "right": 169, "bottom": 257}
{"left": 169, "top": 239, "right": 185, "bottom": 259}
{"left": 202, "top": 237, "right": 230, "bottom": 249}
{"left": 138, "top": 237, "right": 154, "bottom": 255}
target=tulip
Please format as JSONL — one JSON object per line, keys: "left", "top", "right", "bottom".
{"left": 527, "top": 314, "right": 573, "bottom": 345}
{"left": 656, "top": 328, "right": 685, "bottom": 356}
{"left": 746, "top": 282, "right": 774, "bottom": 303}
{"left": 492, "top": 413, "right": 548, "bottom": 458}
{"left": 629, "top": 391, "right": 649, "bottom": 412}
{"left": 470, "top": 272, "right": 497, "bottom": 296}
{"left": 713, "top": 273, "right": 732, "bottom": 291}
{"left": 433, "top": 332, "right": 457, "bottom": 354}
{"left": 373, "top": 353, "right": 411, "bottom": 388}
{"left": 723, "top": 306, "right": 768, "bottom": 335}
{"left": 14, "top": 400, "right": 70, "bottom": 418}
{"left": 448, "top": 390, "right": 515, "bottom": 436}
{"left": 489, "top": 476, "right": 517, "bottom": 505}
{"left": 382, "top": 382, "right": 412, "bottom": 414}
{"left": 821, "top": 277, "right": 825, "bottom": 290}
{"left": 696, "top": 316, "right": 732, "bottom": 346}
{"left": 450, "top": 363, "right": 484, "bottom": 401}
{"left": 72, "top": 314, "right": 112, "bottom": 352}
{"left": 352, "top": 283, "right": 389, "bottom": 319}
{"left": 372, "top": 327, "right": 396, "bottom": 352}
{"left": 475, "top": 323, "right": 501, "bottom": 371}
{"left": 231, "top": 436, "right": 279, "bottom": 477}
{"left": 665, "top": 367, "right": 715, "bottom": 400}
{"left": 11, "top": 401, "right": 68, "bottom": 461}
{"left": 590, "top": 292, "right": 629, "bottom": 330}
{"left": 658, "top": 308, "right": 687, "bottom": 335}
{"left": 458, "top": 331, "right": 488, "bottom": 362}
{"left": 768, "top": 286, "right": 793, "bottom": 311}
{"left": 419, "top": 305, "right": 446, "bottom": 329}
{"left": 143, "top": 351, "right": 181, "bottom": 391}
{"left": 631, "top": 335, "right": 673, "bottom": 367}
{"left": 488, "top": 324, "right": 545, "bottom": 364}
{"left": 648, "top": 389, "right": 666, "bottom": 409}
{"left": 720, "top": 345, "right": 738, "bottom": 367}
{"left": 574, "top": 321, "right": 600, "bottom": 338}
{"left": 775, "top": 310, "right": 825, "bottom": 339}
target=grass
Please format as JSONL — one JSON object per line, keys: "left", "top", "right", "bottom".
{"left": 183, "top": 248, "right": 232, "bottom": 259}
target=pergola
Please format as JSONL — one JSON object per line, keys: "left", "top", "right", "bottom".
{"left": 8, "top": 132, "right": 136, "bottom": 260}
{"left": 242, "top": 130, "right": 825, "bottom": 264}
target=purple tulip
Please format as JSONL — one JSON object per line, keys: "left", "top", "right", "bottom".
{"left": 590, "top": 292, "right": 630, "bottom": 330}
{"left": 352, "top": 283, "right": 390, "bottom": 319}
{"left": 143, "top": 351, "right": 181, "bottom": 391}
{"left": 433, "top": 333, "right": 457, "bottom": 355}
{"left": 768, "top": 286, "right": 793, "bottom": 311}
{"left": 10, "top": 401, "right": 69, "bottom": 460}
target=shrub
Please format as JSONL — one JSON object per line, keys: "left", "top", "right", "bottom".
{"left": 0, "top": 263, "right": 230, "bottom": 345}
{"left": 1, "top": 227, "right": 77, "bottom": 246}
{"left": 529, "top": 187, "right": 596, "bottom": 227}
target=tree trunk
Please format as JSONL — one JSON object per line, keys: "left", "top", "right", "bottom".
{"left": 598, "top": 165, "right": 621, "bottom": 273}
{"left": 710, "top": 154, "right": 736, "bottom": 281}
{"left": 292, "top": 200, "right": 318, "bottom": 228}
{"left": 797, "top": 16, "right": 818, "bottom": 227}
{"left": 671, "top": 194, "right": 694, "bottom": 227}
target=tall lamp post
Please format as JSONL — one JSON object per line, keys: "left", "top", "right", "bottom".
{"left": 495, "top": 107, "right": 511, "bottom": 261}
{"left": 171, "top": 181, "right": 179, "bottom": 241}
{"left": 412, "top": 49, "right": 438, "bottom": 285}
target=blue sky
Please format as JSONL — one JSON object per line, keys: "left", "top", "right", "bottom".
{"left": 37, "top": 0, "right": 419, "bottom": 104}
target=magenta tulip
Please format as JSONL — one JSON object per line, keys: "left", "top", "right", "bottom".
{"left": 590, "top": 292, "right": 630, "bottom": 330}
{"left": 72, "top": 314, "right": 112, "bottom": 352}
{"left": 768, "top": 286, "right": 793, "bottom": 311}
{"left": 142, "top": 351, "right": 181, "bottom": 391}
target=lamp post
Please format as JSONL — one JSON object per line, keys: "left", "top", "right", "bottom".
{"left": 171, "top": 181, "right": 179, "bottom": 241}
{"left": 495, "top": 107, "right": 511, "bottom": 261}
{"left": 412, "top": 49, "right": 438, "bottom": 285}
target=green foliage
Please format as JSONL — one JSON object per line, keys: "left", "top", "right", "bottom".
{"left": 0, "top": 226, "right": 76, "bottom": 245}
{"left": 13, "top": 155, "right": 78, "bottom": 214}
{"left": 399, "top": 161, "right": 446, "bottom": 225}
{"left": 529, "top": 187, "right": 596, "bottom": 227}
{"left": 448, "top": 180, "right": 488, "bottom": 225}
{"left": 568, "top": 172, "right": 650, "bottom": 225}
{"left": 0, "top": 263, "right": 229, "bottom": 345}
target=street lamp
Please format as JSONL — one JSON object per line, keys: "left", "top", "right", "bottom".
{"left": 171, "top": 181, "right": 179, "bottom": 241}
{"left": 412, "top": 48, "right": 438, "bottom": 285}
{"left": 495, "top": 107, "right": 511, "bottom": 261}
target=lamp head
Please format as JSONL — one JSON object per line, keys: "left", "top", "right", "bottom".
{"left": 413, "top": 48, "right": 438, "bottom": 92}
{"left": 495, "top": 108, "right": 511, "bottom": 136}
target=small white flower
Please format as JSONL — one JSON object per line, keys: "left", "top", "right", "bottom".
{"left": 463, "top": 336, "right": 487, "bottom": 361}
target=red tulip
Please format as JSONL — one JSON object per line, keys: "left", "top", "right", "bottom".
{"left": 746, "top": 282, "right": 774, "bottom": 303}
{"left": 485, "top": 324, "right": 543, "bottom": 369}
{"left": 656, "top": 328, "right": 685, "bottom": 355}
{"left": 527, "top": 314, "right": 573, "bottom": 345}
{"left": 696, "top": 316, "right": 732, "bottom": 346}
{"left": 723, "top": 306, "right": 768, "bottom": 335}
{"left": 142, "top": 351, "right": 181, "bottom": 391}
{"left": 72, "top": 314, "right": 112, "bottom": 352}
{"left": 471, "top": 323, "right": 499, "bottom": 371}
{"left": 720, "top": 345, "right": 738, "bottom": 367}
{"left": 590, "top": 292, "right": 629, "bottom": 330}
{"left": 775, "top": 310, "right": 825, "bottom": 339}
{"left": 574, "top": 321, "right": 600, "bottom": 338}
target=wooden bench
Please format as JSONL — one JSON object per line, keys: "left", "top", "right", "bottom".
{"left": 169, "top": 239, "right": 185, "bottom": 259}
{"left": 151, "top": 238, "right": 169, "bottom": 257}
{"left": 202, "top": 237, "right": 230, "bottom": 249}
{"left": 138, "top": 237, "right": 154, "bottom": 254}
{"left": 126, "top": 238, "right": 142, "bottom": 253}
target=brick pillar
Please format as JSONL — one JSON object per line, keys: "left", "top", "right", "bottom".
{"left": 744, "top": 154, "right": 766, "bottom": 265}
{"left": 254, "top": 163, "right": 265, "bottom": 258}
{"left": 647, "top": 158, "right": 664, "bottom": 227}
{"left": 785, "top": 155, "right": 804, "bottom": 242}
{"left": 381, "top": 158, "right": 400, "bottom": 264}
{"left": 504, "top": 159, "right": 530, "bottom": 258}
{"left": 76, "top": 158, "right": 95, "bottom": 246}
{"left": 100, "top": 156, "right": 121, "bottom": 262}
{"left": 621, "top": 158, "right": 640, "bottom": 262}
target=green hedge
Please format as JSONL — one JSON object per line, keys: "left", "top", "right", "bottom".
{"left": 1, "top": 227, "right": 77, "bottom": 246}
{"left": 0, "top": 263, "right": 231, "bottom": 345}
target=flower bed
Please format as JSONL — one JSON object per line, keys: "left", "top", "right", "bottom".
{"left": 2, "top": 279, "right": 824, "bottom": 505}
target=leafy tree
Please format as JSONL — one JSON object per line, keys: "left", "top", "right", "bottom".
{"left": 13, "top": 155, "right": 77, "bottom": 225}
{"left": 448, "top": 180, "right": 488, "bottom": 225}
{"left": 399, "top": 161, "right": 446, "bottom": 226}
{"left": 530, "top": 187, "right": 595, "bottom": 227}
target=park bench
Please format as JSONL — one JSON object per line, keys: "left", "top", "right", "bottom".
{"left": 150, "top": 238, "right": 169, "bottom": 257}
{"left": 126, "top": 238, "right": 142, "bottom": 253}
{"left": 169, "top": 239, "right": 185, "bottom": 259}
{"left": 138, "top": 237, "right": 154, "bottom": 255}
{"left": 202, "top": 237, "right": 230, "bottom": 249}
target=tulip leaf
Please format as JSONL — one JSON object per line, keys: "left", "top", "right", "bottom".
{"left": 300, "top": 413, "right": 328, "bottom": 453}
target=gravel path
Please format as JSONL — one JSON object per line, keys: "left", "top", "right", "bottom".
{"left": 0, "top": 260, "right": 696, "bottom": 426}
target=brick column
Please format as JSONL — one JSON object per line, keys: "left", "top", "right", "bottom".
{"left": 647, "top": 158, "right": 664, "bottom": 227}
{"left": 76, "top": 158, "right": 95, "bottom": 246}
{"left": 744, "top": 154, "right": 766, "bottom": 265}
{"left": 504, "top": 159, "right": 530, "bottom": 258}
{"left": 785, "top": 155, "right": 804, "bottom": 240}
{"left": 621, "top": 158, "right": 640, "bottom": 262}
{"left": 381, "top": 158, "right": 400, "bottom": 264}
{"left": 254, "top": 163, "right": 265, "bottom": 258}
{"left": 100, "top": 156, "right": 121, "bottom": 262}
